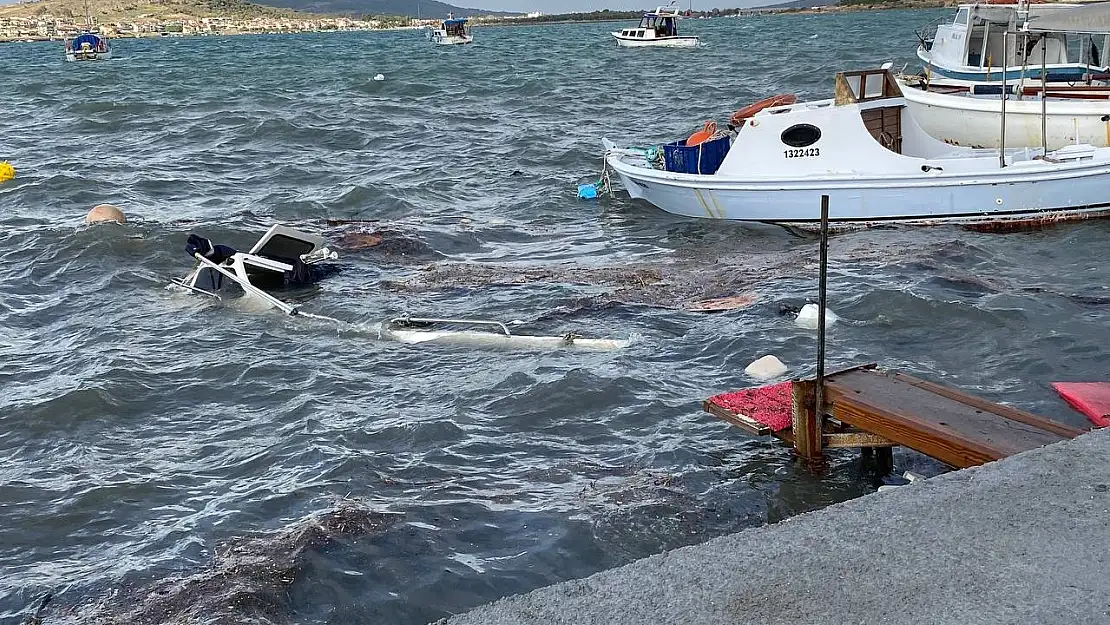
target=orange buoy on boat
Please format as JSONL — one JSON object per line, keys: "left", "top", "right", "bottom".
{"left": 729, "top": 94, "right": 797, "bottom": 128}
{"left": 686, "top": 121, "right": 718, "bottom": 147}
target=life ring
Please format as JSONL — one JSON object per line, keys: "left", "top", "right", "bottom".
{"left": 729, "top": 94, "right": 797, "bottom": 128}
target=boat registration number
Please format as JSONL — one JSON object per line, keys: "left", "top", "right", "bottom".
{"left": 784, "top": 148, "right": 820, "bottom": 158}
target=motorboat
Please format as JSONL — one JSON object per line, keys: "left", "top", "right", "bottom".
{"left": 612, "top": 2, "right": 698, "bottom": 48}
{"left": 600, "top": 68, "right": 1110, "bottom": 228}
{"left": 916, "top": 1, "right": 1107, "bottom": 84}
{"left": 903, "top": 2, "right": 1110, "bottom": 150}
{"left": 171, "top": 224, "right": 628, "bottom": 351}
{"left": 428, "top": 14, "right": 473, "bottom": 45}
{"left": 899, "top": 75, "right": 1110, "bottom": 149}
{"left": 64, "top": 0, "right": 111, "bottom": 61}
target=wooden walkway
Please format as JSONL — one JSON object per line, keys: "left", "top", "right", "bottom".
{"left": 706, "top": 365, "right": 1086, "bottom": 469}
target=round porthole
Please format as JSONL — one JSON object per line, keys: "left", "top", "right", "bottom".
{"left": 781, "top": 124, "right": 822, "bottom": 148}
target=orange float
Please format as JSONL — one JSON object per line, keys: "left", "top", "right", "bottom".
{"left": 686, "top": 121, "right": 718, "bottom": 147}
{"left": 729, "top": 94, "right": 797, "bottom": 128}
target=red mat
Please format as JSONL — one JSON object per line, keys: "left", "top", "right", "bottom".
{"left": 1052, "top": 382, "right": 1110, "bottom": 427}
{"left": 708, "top": 381, "right": 793, "bottom": 432}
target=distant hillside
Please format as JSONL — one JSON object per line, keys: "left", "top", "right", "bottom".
{"left": 256, "top": 0, "right": 514, "bottom": 17}
{"left": 0, "top": 0, "right": 308, "bottom": 20}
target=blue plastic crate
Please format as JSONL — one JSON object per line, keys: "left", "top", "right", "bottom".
{"left": 662, "top": 135, "right": 731, "bottom": 175}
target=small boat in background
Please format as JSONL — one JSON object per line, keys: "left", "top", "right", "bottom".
{"left": 600, "top": 68, "right": 1110, "bottom": 228}
{"left": 429, "top": 13, "right": 473, "bottom": 45}
{"left": 64, "top": 0, "right": 111, "bottom": 61}
{"left": 612, "top": 2, "right": 698, "bottom": 48}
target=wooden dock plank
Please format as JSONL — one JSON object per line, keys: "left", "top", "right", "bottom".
{"left": 823, "top": 368, "right": 1080, "bottom": 468}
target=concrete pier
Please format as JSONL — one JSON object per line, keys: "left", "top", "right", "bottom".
{"left": 439, "top": 428, "right": 1110, "bottom": 625}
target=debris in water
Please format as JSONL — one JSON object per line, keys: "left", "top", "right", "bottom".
{"left": 745, "top": 355, "right": 788, "bottom": 380}
{"left": 794, "top": 302, "right": 839, "bottom": 330}
{"left": 62, "top": 501, "right": 400, "bottom": 625}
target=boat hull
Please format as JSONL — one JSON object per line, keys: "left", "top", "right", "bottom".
{"left": 432, "top": 33, "right": 473, "bottom": 45}
{"left": 606, "top": 155, "right": 1110, "bottom": 226}
{"left": 917, "top": 47, "right": 1103, "bottom": 84}
{"left": 901, "top": 84, "right": 1110, "bottom": 150}
{"left": 612, "top": 34, "right": 698, "bottom": 48}
{"left": 65, "top": 49, "right": 111, "bottom": 61}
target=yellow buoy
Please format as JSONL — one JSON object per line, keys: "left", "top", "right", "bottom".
{"left": 0, "top": 162, "right": 14, "bottom": 183}
{"left": 85, "top": 204, "right": 127, "bottom": 225}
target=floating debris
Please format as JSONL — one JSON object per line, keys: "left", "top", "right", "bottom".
{"left": 794, "top": 302, "right": 839, "bottom": 330}
{"left": 744, "top": 355, "right": 787, "bottom": 381}
{"left": 61, "top": 501, "right": 400, "bottom": 625}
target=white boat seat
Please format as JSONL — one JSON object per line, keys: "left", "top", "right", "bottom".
{"left": 248, "top": 224, "right": 326, "bottom": 265}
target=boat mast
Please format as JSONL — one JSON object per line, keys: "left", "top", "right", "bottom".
{"left": 82, "top": 0, "right": 92, "bottom": 30}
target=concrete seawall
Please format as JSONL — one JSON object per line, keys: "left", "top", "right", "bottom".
{"left": 439, "top": 428, "right": 1110, "bottom": 625}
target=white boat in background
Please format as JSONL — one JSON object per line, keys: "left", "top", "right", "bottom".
{"left": 64, "top": 0, "right": 111, "bottom": 61}
{"left": 429, "top": 14, "right": 473, "bottom": 45}
{"left": 902, "top": 3, "right": 1110, "bottom": 150}
{"left": 916, "top": 1, "right": 1107, "bottom": 84}
{"left": 612, "top": 2, "right": 698, "bottom": 48}
{"left": 899, "top": 77, "right": 1110, "bottom": 149}
{"left": 601, "top": 68, "right": 1110, "bottom": 228}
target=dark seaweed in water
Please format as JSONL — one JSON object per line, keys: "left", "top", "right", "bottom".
{"left": 55, "top": 502, "right": 399, "bottom": 625}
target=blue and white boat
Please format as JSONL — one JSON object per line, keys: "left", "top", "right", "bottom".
{"left": 428, "top": 13, "right": 473, "bottom": 45}
{"left": 917, "top": 2, "right": 1109, "bottom": 84}
{"left": 64, "top": 0, "right": 111, "bottom": 61}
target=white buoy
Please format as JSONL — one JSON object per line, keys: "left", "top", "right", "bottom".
{"left": 373, "top": 73, "right": 385, "bottom": 81}
{"left": 795, "top": 303, "right": 839, "bottom": 330}
{"left": 744, "top": 355, "right": 788, "bottom": 381}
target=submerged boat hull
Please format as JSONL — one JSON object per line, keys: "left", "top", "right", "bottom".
{"left": 901, "top": 84, "right": 1110, "bottom": 150}
{"left": 612, "top": 34, "right": 698, "bottom": 48}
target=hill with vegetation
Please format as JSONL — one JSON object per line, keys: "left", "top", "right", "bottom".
{"left": 0, "top": 0, "right": 310, "bottom": 20}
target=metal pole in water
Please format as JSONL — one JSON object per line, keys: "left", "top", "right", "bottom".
{"left": 814, "top": 195, "right": 829, "bottom": 434}
{"left": 1041, "top": 34, "right": 1048, "bottom": 153}
{"left": 1001, "top": 31, "right": 1008, "bottom": 168}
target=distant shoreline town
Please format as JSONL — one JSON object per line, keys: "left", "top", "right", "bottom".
{"left": 0, "top": 2, "right": 942, "bottom": 44}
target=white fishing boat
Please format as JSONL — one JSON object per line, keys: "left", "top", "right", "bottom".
{"left": 428, "top": 14, "right": 473, "bottom": 45}
{"left": 899, "top": 78, "right": 1110, "bottom": 149}
{"left": 64, "top": 0, "right": 111, "bottom": 61}
{"left": 903, "top": 2, "right": 1110, "bottom": 150}
{"left": 600, "top": 68, "right": 1110, "bottom": 228}
{"left": 916, "top": 1, "right": 1106, "bottom": 84}
{"left": 172, "top": 225, "right": 628, "bottom": 351}
{"left": 612, "top": 2, "right": 698, "bottom": 48}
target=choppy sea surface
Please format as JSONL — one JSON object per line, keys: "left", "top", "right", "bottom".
{"left": 2, "top": 8, "right": 1108, "bottom": 624}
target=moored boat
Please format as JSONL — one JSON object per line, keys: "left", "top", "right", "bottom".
{"left": 612, "top": 2, "right": 698, "bottom": 48}
{"left": 899, "top": 76, "right": 1110, "bottom": 149}
{"left": 600, "top": 68, "right": 1110, "bottom": 228}
{"left": 917, "top": 1, "right": 1107, "bottom": 84}
{"left": 64, "top": 0, "right": 111, "bottom": 61}
{"left": 429, "top": 14, "right": 473, "bottom": 45}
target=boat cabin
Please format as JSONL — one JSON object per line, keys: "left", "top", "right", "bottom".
{"left": 618, "top": 9, "right": 679, "bottom": 39}
{"left": 66, "top": 32, "right": 108, "bottom": 54}
{"left": 925, "top": 3, "right": 1108, "bottom": 75}
{"left": 442, "top": 17, "right": 468, "bottom": 37}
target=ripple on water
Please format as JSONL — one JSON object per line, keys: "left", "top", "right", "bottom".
{"left": 2, "top": 10, "right": 1109, "bottom": 625}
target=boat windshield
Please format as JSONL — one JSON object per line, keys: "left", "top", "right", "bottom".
{"left": 637, "top": 14, "right": 677, "bottom": 37}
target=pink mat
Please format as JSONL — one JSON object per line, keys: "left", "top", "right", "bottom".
{"left": 708, "top": 381, "right": 793, "bottom": 432}
{"left": 1052, "top": 382, "right": 1110, "bottom": 428}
